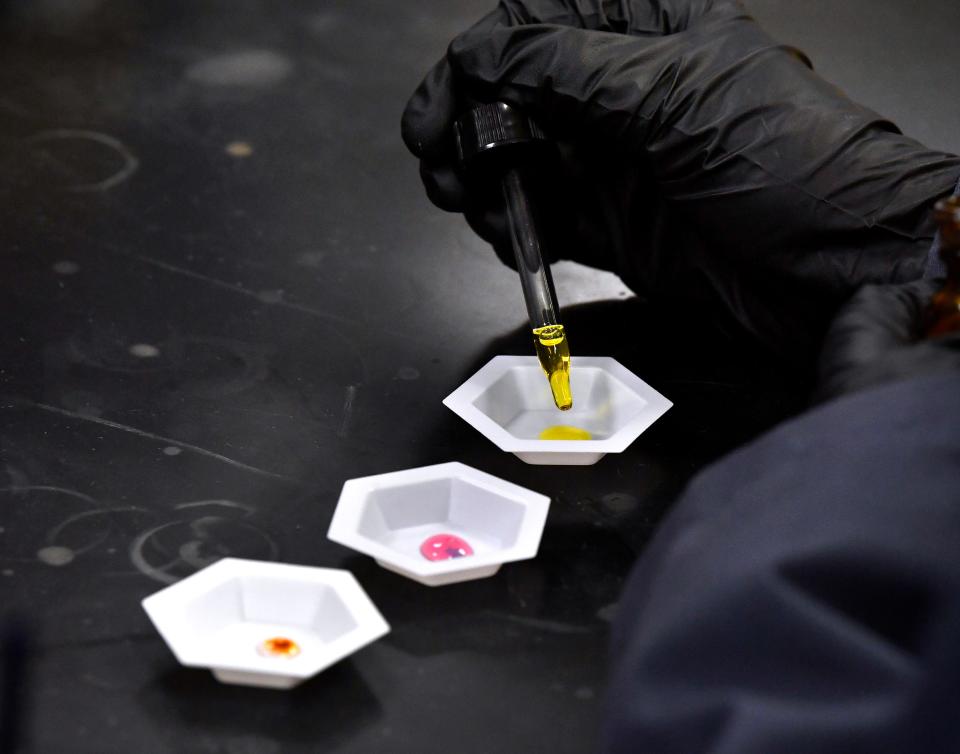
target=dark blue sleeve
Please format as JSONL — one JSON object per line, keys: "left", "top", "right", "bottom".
{"left": 601, "top": 373, "right": 960, "bottom": 754}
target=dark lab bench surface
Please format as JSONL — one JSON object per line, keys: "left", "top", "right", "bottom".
{"left": 0, "top": 1, "right": 956, "bottom": 752}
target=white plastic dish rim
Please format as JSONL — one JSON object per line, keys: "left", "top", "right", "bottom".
{"left": 442, "top": 355, "right": 673, "bottom": 454}
{"left": 141, "top": 558, "right": 390, "bottom": 678}
{"left": 327, "top": 461, "right": 551, "bottom": 578}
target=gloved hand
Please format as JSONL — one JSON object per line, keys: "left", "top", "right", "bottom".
{"left": 816, "top": 279, "right": 960, "bottom": 402}
{"left": 402, "top": 0, "right": 960, "bottom": 358}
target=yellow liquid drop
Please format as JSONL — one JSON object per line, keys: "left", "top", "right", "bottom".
{"left": 532, "top": 324, "right": 572, "bottom": 411}
{"left": 539, "top": 425, "right": 592, "bottom": 441}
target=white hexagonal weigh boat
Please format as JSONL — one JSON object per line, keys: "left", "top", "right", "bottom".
{"left": 443, "top": 355, "right": 672, "bottom": 465}
{"left": 328, "top": 462, "right": 550, "bottom": 587}
{"left": 142, "top": 558, "right": 389, "bottom": 689}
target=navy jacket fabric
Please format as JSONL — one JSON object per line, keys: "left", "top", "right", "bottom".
{"left": 602, "top": 373, "right": 960, "bottom": 754}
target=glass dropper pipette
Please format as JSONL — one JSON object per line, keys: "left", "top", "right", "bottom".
{"left": 455, "top": 102, "right": 572, "bottom": 411}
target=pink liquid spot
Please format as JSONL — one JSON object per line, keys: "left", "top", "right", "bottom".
{"left": 420, "top": 533, "right": 474, "bottom": 562}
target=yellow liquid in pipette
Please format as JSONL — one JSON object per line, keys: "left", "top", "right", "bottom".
{"left": 539, "top": 425, "right": 591, "bottom": 441}
{"left": 532, "top": 324, "right": 572, "bottom": 411}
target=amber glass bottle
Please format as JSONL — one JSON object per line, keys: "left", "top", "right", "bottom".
{"left": 925, "top": 196, "right": 960, "bottom": 337}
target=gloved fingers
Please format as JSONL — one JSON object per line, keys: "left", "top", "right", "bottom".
{"left": 499, "top": 0, "right": 742, "bottom": 35}
{"left": 500, "top": 0, "right": 605, "bottom": 28}
{"left": 400, "top": 0, "right": 746, "bottom": 215}
{"left": 403, "top": 0, "right": 746, "bottom": 159}
{"left": 625, "top": 0, "right": 745, "bottom": 35}
{"left": 402, "top": 54, "right": 473, "bottom": 213}
{"left": 462, "top": 148, "right": 635, "bottom": 272}
{"left": 401, "top": 8, "right": 515, "bottom": 212}
{"left": 401, "top": 57, "right": 459, "bottom": 161}
{"left": 419, "top": 159, "right": 466, "bottom": 213}
{"left": 401, "top": 6, "right": 516, "bottom": 160}
{"left": 447, "top": 23, "right": 685, "bottom": 140}
{"left": 815, "top": 280, "right": 960, "bottom": 402}
{"left": 463, "top": 202, "right": 515, "bottom": 267}
{"left": 402, "top": 22, "right": 641, "bottom": 217}
{"left": 826, "top": 280, "right": 939, "bottom": 351}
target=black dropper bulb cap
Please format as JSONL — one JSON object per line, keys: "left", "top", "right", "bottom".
{"left": 454, "top": 102, "right": 548, "bottom": 169}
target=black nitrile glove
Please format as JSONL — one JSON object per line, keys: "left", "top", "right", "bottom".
{"left": 816, "top": 280, "right": 960, "bottom": 402}
{"left": 402, "top": 0, "right": 960, "bottom": 358}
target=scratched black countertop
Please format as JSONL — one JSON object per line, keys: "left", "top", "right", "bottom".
{"left": 0, "top": 1, "right": 957, "bottom": 752}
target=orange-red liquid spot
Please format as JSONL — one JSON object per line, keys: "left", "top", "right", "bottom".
{"left": 259, "top": 637, "right": 300, "bottom": 658}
